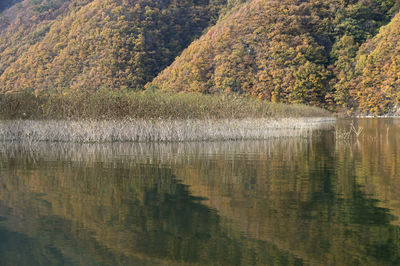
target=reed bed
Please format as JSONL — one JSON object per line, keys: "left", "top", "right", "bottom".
{"left": 0, "top": 118, "right": 335, "bottom": 143}
{"left": 0, "top": 90, "right": 331, "bottom": 120}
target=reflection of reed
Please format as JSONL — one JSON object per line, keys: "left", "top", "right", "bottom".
{"left": 0, "top": 118, "right": 335, "bottom": 143}
{"left": 0, "top": 137, "right": 321, "bottom": 167}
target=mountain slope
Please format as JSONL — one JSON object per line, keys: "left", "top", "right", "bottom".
{"left": 0, "top": 0, "right": 79, "bottom": 76}
{"left": 0, "top": 0, "right": 22, "bottom": 13}
{"left": 152, "top": 0, "right": 332, "bottom": 106}
{"left": 0, "top": 0, "right": 227, "bottom": 93}
{"left": 351, "top": 12, "right": 400, "bottom": 114}
{"left": 152, "top": 0, "right": 399, "bottom": 108}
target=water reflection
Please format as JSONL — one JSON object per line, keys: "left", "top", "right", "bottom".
{"left": 0, "top": 119, "right": 399, "bottom": 265}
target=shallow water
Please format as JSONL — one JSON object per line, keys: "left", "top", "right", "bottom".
{"left": 0, "top": 118, "right": 399, "bottom": 265}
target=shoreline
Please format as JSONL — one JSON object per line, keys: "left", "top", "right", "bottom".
{"left": 0, "top": 118, "right": 335, "bottom": 143}
{"left": 354, "top": 116, "right": 400, "bottom": 118}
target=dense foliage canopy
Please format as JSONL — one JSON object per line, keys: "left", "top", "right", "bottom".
{"left": 1, "top": 0, "right": 400, "bottom": 114}
{"left": 0, "top": 0, "right": 22, "bottom": 13}
{"left": 351, "top": 12, "right": 400, "bottom": 114}
{"left": 153, "top": 0, "right": 400, "bottom": 111}
{"left": 0, "top": 0, "right": 227, "bottom": 93}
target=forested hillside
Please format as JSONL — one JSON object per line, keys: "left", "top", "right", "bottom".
{"left": 351, "top": 12, "right": 400, "bottom": 114}
{"left": 0, "top": 0, "right": 228, "bottom": 92}
{"left": 153, "top": 0, "right": 399, "bottom": 111}
{"left": 1, "top": 0, "right": 400, "bottom": 115}
{"left": 0, "top": 0, "right": 22, "bottom": 13}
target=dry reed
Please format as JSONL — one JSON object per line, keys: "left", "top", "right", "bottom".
{"left": 335, "top": 121, "right": 363, "bottom": 140}
{"left": 0, "top": 118, "right": 335, "bottom": 143}
{"left": 0, "top": 90, "right": 331, "bottom": 120}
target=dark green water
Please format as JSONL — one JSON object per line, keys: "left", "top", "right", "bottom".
{"left": 0, "top": 118, "right": 399, "bottom": 265}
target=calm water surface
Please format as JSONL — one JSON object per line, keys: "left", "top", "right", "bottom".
{"left": 0, "top": 118, "right": 399, "bottom": 265}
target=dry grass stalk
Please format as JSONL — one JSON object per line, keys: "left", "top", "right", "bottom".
{"left": 0, "top": 90, "right": 331, "bottom": 120}
{"left": 0, "top": 118, "right": 335, "bottom": 143}
{"left": 335, "top": 121, "right": 363, "bottom": 140}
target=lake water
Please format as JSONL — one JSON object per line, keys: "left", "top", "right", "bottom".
{"left": 0, "top": 118, "right": 399, "bottom": 265}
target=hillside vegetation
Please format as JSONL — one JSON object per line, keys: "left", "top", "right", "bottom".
{"left": 1, "top": 0, "right": 400, "bottom": 115}
{"left": 153, "top": 0, "right": 399, "bottom": 112}
{"left": 0, "top": 0, "right": 21, "bottom": 13}
{"left": 0, "top": 0, "right": 227, "bottom": 92}
{"left": 352, "top": 12, "right": 400, "bottom": 114}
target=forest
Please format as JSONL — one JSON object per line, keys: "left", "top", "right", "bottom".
{"left": 1, "top": 0, "right": 400, "bottom": 115}
{"left": 0, "top": 0, "right": 22, "bottom": 13}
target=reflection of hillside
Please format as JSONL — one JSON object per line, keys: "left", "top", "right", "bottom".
{"left": 0, "top": 142, "right": 305, "bottom": 265}
{"left": 1, "top": 122, "right": 400, "bottom": 265}
{"left": 336, "top": 119, "right": 400, "bottom": 225}
{"left": 0, "top": 201, "right": 163, "bottom": 266}
{"left": 0, "top": 167, "right": 185, "bottom": 265}
{"left": 171, "top": 136, "right": 400, "bottom": 266}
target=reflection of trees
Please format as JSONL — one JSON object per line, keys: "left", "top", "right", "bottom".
{"left": 0, "top": 146, "right": 301, "bottom": 265}
{"left": 345, "top": 119, "right": 400, "bottom": 224}
{"left": 170, "top": 134, "right": 400, "bottom": 266}
{"left": 0, "top": 225, "right": 68, "bottom": 266}
{"left": 1, "top": 123, "right": 400, "bottom": 266}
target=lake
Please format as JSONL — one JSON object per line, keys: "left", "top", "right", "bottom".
{"left": 0, "top": 118, "right": 399, "bottom": 265}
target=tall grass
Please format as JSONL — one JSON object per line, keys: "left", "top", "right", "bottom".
{"left": 0, "top": 90, "right": 331, "bottom": 120}
{"left": 0, "top": 90, "right": 333, "bottom": 143}
{"left": 0, "top": 118, "right": 335, "bottom": 143}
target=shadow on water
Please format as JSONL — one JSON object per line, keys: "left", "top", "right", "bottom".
{"left": 0, "top": 118, "right": 400, "bottom": 265}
